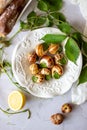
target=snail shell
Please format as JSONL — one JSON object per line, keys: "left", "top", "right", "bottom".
{"left": 52, "top": 65, "right": 63, "bottom": 76}
{"left": 49, "top": 44, "right": 59, "bottom": 54}
{"left": 54, "top": 53, "right": 63, "bottom": 64}
{"left": 33, "top": 74, "right": 45, "bottom": 83}
{"left": 41, "top": 68, "right": 51, "bottom": 75}
{"left": 35, "top": 44, "right": 47, "bottom": 57}
{"left": 28, "top": 51, "right": 37, "bottom": 64}
{"left": 40, "top": 55, "right": 54, "bottom": 68}
{"left": 29, "top": 63, "right": 39, "bottom": 75}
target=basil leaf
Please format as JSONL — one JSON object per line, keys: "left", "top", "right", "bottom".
{"left": 59, "top": 57, "right": 67, "bottom": 65}
{"left": 58, "top": 22, "right": 71, "bottom": 34}
{"left": 45, "top": 74, "right": 51, "bottom": 80}
{"left": 37, "top": 0, "right": 48, "bottom": 12}
{"left": 50, "top": 12, "right": 66, "bottom": 22}
{"left": 41, "top": 34, "right": 67, "bottom": 43}
{"left": 43, "top": 42, "right": 49, "bottom": 51}
{"left": 27, "top": 11, "right": 36, "bottom": 21}
{"left": 32, "top": 76, "right": 38, "bottom": 83}
{"left": 48, "top": 0, "right": 63, "bottom": 11}
{"left": 65, "top": 38, "right": 80, "bottom": 64}
{"left": 53, "top": 72, "right": 60, "bottom": 79}
{"left": 83, "top": 55, "right": 87, "bottom": 66}
{"left": 40, "top": 62, "right": 47, "bottom": 68}
{"left": 78, "top": 66, "right": 87, "bottom": 84}
{"left": 71, "top": 32, "right": 82, "bottom": 48}
{"left": 20, "top": 21, "right": 29, "bottom": 30}
{"left": 82, "top": 41, "right": 87, "bottom": 57}
{"left": 35, "top": 16, "right": 46, "bottom": 26}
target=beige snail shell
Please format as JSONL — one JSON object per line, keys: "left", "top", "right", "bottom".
{"left": 41, "top": 68, "right": 51, "bottom": 75}
{"left": 32, "top": 74, "right": 45, "bottom": 83}
{"left": 35, "top": 44, "right": 47, "bottom": 57}
{"left": 49, "top": 44, "right": 59, "bottom": 54}
{"left": 52, "top": 65, "right": 63, "bottom": 76}
{"left": 28, "top": 51, "right": 37, "bottom": 64}
{"left": 40, "top": 55, "right": 54, "bottom": 68}
{"left": 29, "top": 63, "right": 39, "bottom": 75}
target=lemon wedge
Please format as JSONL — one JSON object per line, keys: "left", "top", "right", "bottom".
{"left": 8, "top": 91, "right": 26, "bottom": 111}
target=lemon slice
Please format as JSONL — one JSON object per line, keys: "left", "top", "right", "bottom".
{"left": 8, "top": 91, "right": 26, "bottom": 111}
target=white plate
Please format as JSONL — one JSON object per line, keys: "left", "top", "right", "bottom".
{"left": 12, "top": 27, "right": 82, "bottom": 98}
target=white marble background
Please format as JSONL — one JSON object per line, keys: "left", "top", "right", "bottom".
{"left": 0, "top": 0, "right": 87, "bottom": 130}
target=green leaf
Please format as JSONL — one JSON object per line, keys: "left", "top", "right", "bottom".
{"left": 79, "top": 66, "right": 87, "bottom": 84}
{"left": 40, "top": 62, "right": 47, "bottom": 68}
{"left": 20, "top": 21, "right": 29, "bottom": 30}
{"left": 41, "top": 34, "right": 67, "bottom": 43}
{"left": 37, "top": 0, "right": 48, "bottom": 12}
{"left": 3, "top": 60, "right": 11, "bottom": 68}
{"left": 65, "top": 38, "right": 80, "bottom": 64}
{"left": 50, "top": 12, "right": 66, "bottom": 22}
{"left": 53, "top": 72, "right": 60, "bottom": 79}
{"left": 58, "top": 22, "right": 71, "bottom": 34}
{"left": 27, "top": 11, "right": 37, "bottom": 21}
{"left": 71, "top": 32, "right": 82, "bottom": 48}
{"left": 59, "top": 56, "right": 67, "bottom": 65}
{"left": 82, "top": 41, "right": 87, "bottom": 57}
{"left": 48, "top": 0, "right": 63, "bottom": 11}
{"left": 37, "top": 0, "right": 63, "bottom": 11}
{"left": 45, "top": 74, "right": 51, "bottom": 80}
{"left": 83, "top": 55, "right": 87, "bottom": 66}
{"left": 0, "top": 37, "right": 10, "bottom": 45}
{"left": 32, "top": 76, "right": 38, "bottom": 83}
{"left": 43, "top": 42, "right": 49, "bottom": 51}
{"left": 35, "top": 16, "right": 46, "bottom": 26}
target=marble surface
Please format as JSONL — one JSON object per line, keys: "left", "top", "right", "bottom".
{"left": 0, "top": 0, "right": 87, "bottom": 130}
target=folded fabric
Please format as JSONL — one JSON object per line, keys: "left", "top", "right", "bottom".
{"left": 72, "top": 82, "right": 87, "bottom": 105}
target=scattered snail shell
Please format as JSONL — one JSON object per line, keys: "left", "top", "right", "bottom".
{"left": 41, "top": 68, "right": 51, "bottom": 75}
{"left": 52, "top": 65, "right": 63, "bottom": 77}
{"left": 28, "top": 51, "right": 37, "bottom": 64}
{"left": 49, "top": 44, "right": 59, "bottom": 54}
{"left": 61, "top": 103, "right": 72, "bottom": 113}
{"left": 40, "top": 55, "right": 54, "bottom": 68}
{"left": 50, "top": 113, "right": 64, "bottom": 125}
{"left": 32, "top": 74, "right": 45, "bottom": 83}
{"left": 35, "top": 44, "right": 47, "bottom": 57}
{"left": 29, "top": 63, "right": 39, "bottom": 75}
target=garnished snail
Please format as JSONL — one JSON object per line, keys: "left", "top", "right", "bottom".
{"left": 28, "top": 51, "right": 37, "bottom": 64}
{"left": 35, "top": 44, "right": 47, "bottom": 57}
{"left": 52, "top": 65, "right": 63, "bottom": 79}
{"left": 54, "top": 53, "right": 67, "bottom": 65}
{"left": 40, "top": 55, "right": 54, "bottom": 68}
{"left": 32, "top": 74, "right": 45, "bottom": 83}
{"left": 49, "top": 44, "right": 59, "bottom": 54}
{"left": 41, "top": 68, "right": 51, "bottom": 80}
{"left": 29, "top": 63, "right": 39, "bottom": 75}
{"left": 41, "top": 68, "right": 51, "bottom": 75}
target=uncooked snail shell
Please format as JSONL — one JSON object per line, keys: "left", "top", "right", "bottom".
{"left": 52, "top": 65, "right": 63, "bottom": 78}
{"left": 49, "top": 44, "right": 59, "bottom": 54}
{"left": 35, "top": 44, "right": 47, "bottom": 57}
{"left": 32, "top": 74, "right": 45, "bottom": 83}
{"left": 29, "top": 63, "right": 39, "bottom": 75}
{"left": 40, "top": 55, "right": 54, "bottom": 68}
{"left": 28, "top": 51, "right": 37, "bottom": 64}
